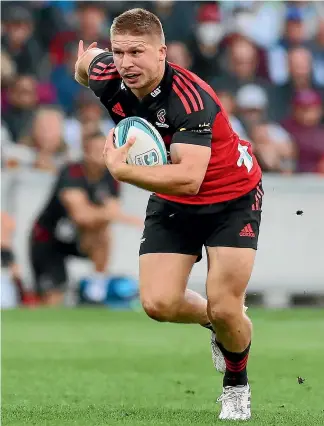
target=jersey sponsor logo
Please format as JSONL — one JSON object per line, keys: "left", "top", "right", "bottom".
{"left": 155, "top": 109, "right": 169, "bottom": 128}
{"left": 237, "top": 143, "right": 253, "bottom": 172}
{"left": 112, "top": 103, "right": 125, "bottom": 117}
{"left": 135, "top": 149, "right": 159, "bottom": 166}
{"left": 190, "top": 122, "right": 212, "bottom": 134}
{"left": 151, "top": 86, "right": 161, "bottom": 97}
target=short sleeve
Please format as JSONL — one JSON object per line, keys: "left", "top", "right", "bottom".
{"left": 171, "top": 87, "right": 220, "bottom": 147}
{"left": 88, "top": 52, "right": 119, "bottom": 98}
{"left": 56, "top": 164, "right": 85, "bottom": 193}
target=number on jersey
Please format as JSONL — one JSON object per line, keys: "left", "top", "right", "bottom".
{"left": 237, "top": 143, "right": 253, "bottom": 172}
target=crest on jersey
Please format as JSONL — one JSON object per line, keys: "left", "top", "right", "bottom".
{"left": 156, "top": 109, "right": 169, "bottom": 128}
{"left": 157, "top": 109, "right": 166, "bottom": 123}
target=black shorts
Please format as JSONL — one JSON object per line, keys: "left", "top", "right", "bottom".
{"left": 30, "top": 237, "right": 83, "bottom": 296}
{"left": 140, "top": 182, "right": 264, "bottom": 262}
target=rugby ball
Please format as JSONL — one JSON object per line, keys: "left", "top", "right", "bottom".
{"left": 114, "top": 117, "right": 167, "bottom": 166}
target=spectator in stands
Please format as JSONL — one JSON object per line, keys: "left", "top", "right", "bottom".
{"left": 1, "top": 5, "right": 43, "bottom": 77}
{"left": 281, "top": 90, "right": 324, "bottom": 173}
{"left": 63, "top": 90, "right": 114, "bottom": 160}
{"left": 149, "top": 0, "right": 196, "bottom": 43}
{"left": 51, "top": 41, "right": 84, "bottom": 115}
{"left": 2, "top": 75, "right": 38, "bottom": 141}
{"left": 216, "top": 90, "right": 248, "bottom": 140}
{"left": 166, "top": 41, "right": 192, "bottom": 70}
{"left": 309, "top": 18, "right": 324, "bottom": 87}
{"left": 22, "top": 106, "right": 67, "bottom": 172}
{"left": 211, "top": 36, "right": 270, "bottom": 96}
{"left": 3, "top": 106, "right": 67, "bottom": 171}
{"left": 190, "top": 3, "right": 223, "bottom": 82}
{"left": 272, "top": 47, "right": 324, "bottom": 121}
{"left": 236, "top": 84, "right": 296, "bottom": 174}
{"left": 268, "top": 7, "right": 312, "bottom": 86}
{"left": 29, "top": 131, "right": 143, "bottom": 306}
{"left": 49, "top": 2, "right": 110, "bottom": 66}
{"left": 1, "top": 50, "right": 17, "bottom": 89}
{"left": 220, "top": 1, "right": 283, "bottom": 49}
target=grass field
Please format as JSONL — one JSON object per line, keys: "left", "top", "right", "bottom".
{"left": 2, "top": 308, "right": 324, "bottom": 425}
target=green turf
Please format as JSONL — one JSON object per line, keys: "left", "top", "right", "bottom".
{"left": 2, "top": 308, "right": 324, "bottom": 425}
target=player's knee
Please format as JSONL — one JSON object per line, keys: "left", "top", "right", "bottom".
{"left": 207, "top": 297, "right": 242, "bottom": 327}
{"left": 141, "top": 296, "right": 179, "bottom": 322}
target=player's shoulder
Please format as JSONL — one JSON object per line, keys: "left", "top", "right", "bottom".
{"left": 166, "top": 63, "right": 220, "bottom": 128}
{"left": 88, "top": 52, "right": 121, "bottom": 97}
{"left": 168, "top": 62, "right": 220, "bottom": 112}
{"left": 59, "top": 162, "right": 84, "bottom": 180}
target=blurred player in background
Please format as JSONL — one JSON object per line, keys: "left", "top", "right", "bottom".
{"left": 29, "top": 131, "right": 142, "bottom": 306}
{"left": 75, "top": 8, "right": 263, "bottom": 421}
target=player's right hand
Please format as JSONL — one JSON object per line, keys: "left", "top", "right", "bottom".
{"left": 75, "top": 40, "right": 99, "bottom": 87}
{"left": 77, "top": 40, "right": 98, "bottom": 60}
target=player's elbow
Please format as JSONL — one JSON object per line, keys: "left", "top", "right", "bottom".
{"left": 177, "top": 176, "right": 202, "bottom": 196}
{"left": 72, "top": 212, "right": 93, "bottom": 229}
{"left": 185, "top": 180, "right": 201, "bottom": 195}
{"left": 183, "top": 169, "right": 204, "bottom": 195}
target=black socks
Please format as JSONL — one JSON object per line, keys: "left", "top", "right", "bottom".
{"left": 217, "top": 340, "right": 251, "bottom": 387}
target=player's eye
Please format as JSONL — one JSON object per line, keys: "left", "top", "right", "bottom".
{"left": 132, "top": 50, "right": 141, "bottom": 56}
{"left": 113, "top": 51, "right": 123, "bottom": 56}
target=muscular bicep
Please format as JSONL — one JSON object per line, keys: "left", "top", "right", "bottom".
{"left": 60, "top": 189, "right": 90, "bottom": 224}
{"left": 170, "top": 143, "right": 211, "bottom": 186}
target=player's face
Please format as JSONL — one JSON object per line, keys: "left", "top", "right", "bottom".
{"left": 111, "top": 33, "right": 166, "bottom": 94}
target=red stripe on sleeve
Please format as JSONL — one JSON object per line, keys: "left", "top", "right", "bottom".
{"left": 173, "top": 75, "right": 198, "bottom": 112}
{"left": 172, "top": 82, "right": 191, "bottom": 114}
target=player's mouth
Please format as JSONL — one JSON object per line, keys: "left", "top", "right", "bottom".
{"left": 123, "top": 73, "right": 141, "bottom": 83}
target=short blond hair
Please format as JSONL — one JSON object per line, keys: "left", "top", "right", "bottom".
{"left": 111, "top": 8, "right": 165, "bottom": 44}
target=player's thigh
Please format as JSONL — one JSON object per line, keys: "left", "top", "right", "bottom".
{"left": 139, "top": 195, "right": 204, "bottom": 310}
{"left": 140, "top": 252, "right": 197, "bottom": 302}
{"left": 205, "top": 183, "right": 263, "bottom": 305}
{"left": 206, "top": 246, "right": 256, "bottom": 305}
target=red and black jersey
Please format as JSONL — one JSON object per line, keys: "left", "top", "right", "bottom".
{"left": 89, "top": 52, "right": 262, "bottom": 204}
{"left": 33, "top": 162, "right": 119, "bottom": 244}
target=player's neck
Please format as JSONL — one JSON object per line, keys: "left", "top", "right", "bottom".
{"left": 131, "top": 63, "right": 166, "bottom": 100}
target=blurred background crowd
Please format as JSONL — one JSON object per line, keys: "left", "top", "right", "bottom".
{"left": 1, "top": 0, "right": 324, "bottom": 175}
{"left": 1, "top": 1, "right": 324, "bottom": 308}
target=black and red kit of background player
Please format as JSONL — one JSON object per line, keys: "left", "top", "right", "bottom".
{"left": 89, "top": 52, "right": 264, "bottom": 260}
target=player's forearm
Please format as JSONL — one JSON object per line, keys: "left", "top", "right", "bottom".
{"left": 74, "top": 206, "right": 111, "bottom": 229}
{"left": 118, "top": 164, "right": 200, "bottom": 195}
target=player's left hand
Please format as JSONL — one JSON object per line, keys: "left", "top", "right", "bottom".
{"left": 103, "top": 129, "right": 135, "bottom": 180}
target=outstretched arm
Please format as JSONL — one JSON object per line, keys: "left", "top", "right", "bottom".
{"left": 74, "top": 40, "right": 106, "bottom": 87}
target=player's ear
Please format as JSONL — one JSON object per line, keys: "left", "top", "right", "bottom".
{"left": 159, "top": 45, "right": 167, "bottom": 62}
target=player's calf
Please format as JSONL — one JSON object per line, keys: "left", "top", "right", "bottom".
{"left": 208, "top": 296, "right": 252, "bottom": 387}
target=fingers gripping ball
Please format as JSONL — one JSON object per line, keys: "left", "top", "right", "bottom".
{"left": 113, "top": 117, "right": 168, "bottom": 166}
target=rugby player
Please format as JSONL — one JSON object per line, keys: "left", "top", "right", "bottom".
{"left": 75, "top": 8, "right": 263, "bottom": 420}
{"left": 30, "top": 131, "right": 142, "bottom": 306}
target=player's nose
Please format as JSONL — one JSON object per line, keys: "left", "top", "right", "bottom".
{"left": 121, "top": 54, "right": 134, "bottom": 69}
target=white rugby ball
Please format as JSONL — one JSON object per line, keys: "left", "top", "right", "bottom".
{"left": 113, "top": 117, "right": 167, "bottom": 166}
